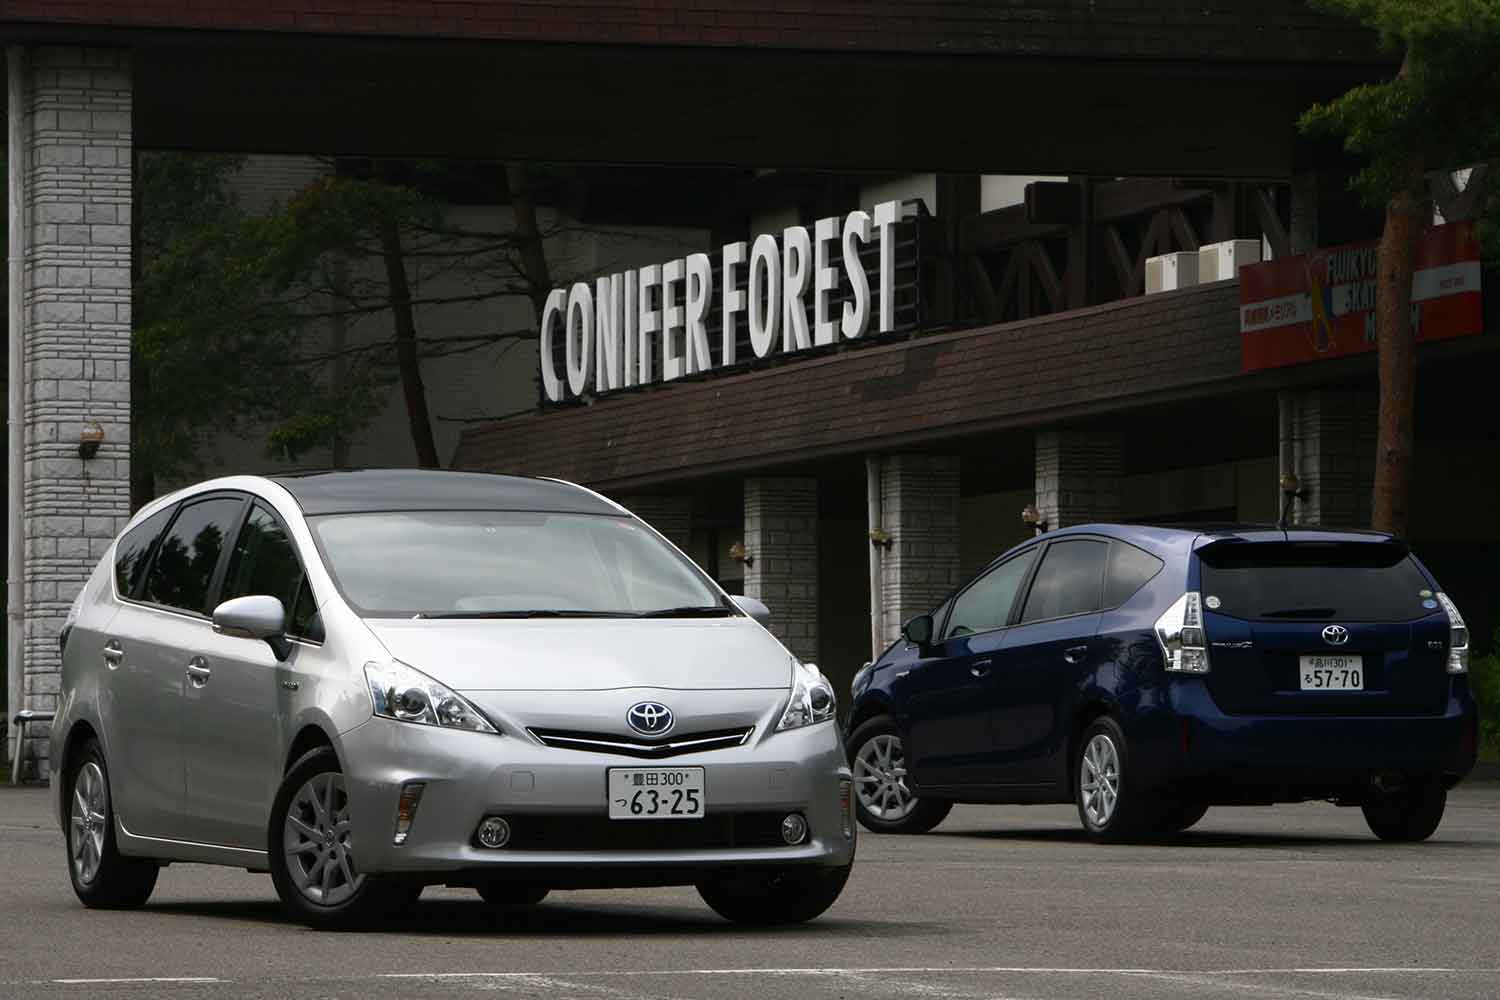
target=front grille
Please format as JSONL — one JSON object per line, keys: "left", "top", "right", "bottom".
{"left": 527, "top": 726, "right": 753, "bottom": 759}
{"left": 500, "top": 812, "right": 792, "bottom": 851}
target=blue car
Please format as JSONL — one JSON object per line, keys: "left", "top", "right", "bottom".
{"left": 845, "top": 524, "right": 1478, "bottom": 842}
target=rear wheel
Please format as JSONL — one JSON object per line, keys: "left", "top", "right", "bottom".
{"left": 476, "top": 882, "right": 550, "bottom": 906}
{"left": 846, "top": 716, "right": 952, "bottom": 834}
{"left": 1075, "top": 717, "right": 1153, "bottom": 843}
{"left": 1362, "top": 777, "right": 1446, "bottom": 842}
{"left": 697, "top": 864, "right": 851, "bottom": 924}
{"left": 65, "top": 740, "right": 159, "bottom": 909}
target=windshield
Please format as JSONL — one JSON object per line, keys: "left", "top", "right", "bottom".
{"left": 1197, "top": 541, "right": 1434, "bottom": 623}
{"left": 311, "top": 510, "right": 729, "bottom": 618}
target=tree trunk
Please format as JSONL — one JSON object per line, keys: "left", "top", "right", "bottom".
{"left": 1371, "top": 171, "right": 1424, "bottom": 537}
{"left": 504, "top": 163, "right": 554, "bottom": 326}
{"left": 379, "top": 220, "right": 441, "bottom": 469}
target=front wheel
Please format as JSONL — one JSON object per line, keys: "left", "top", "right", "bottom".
{"left": 697, "top": 864, "right": 851, "bottom": 924}
{"left": 66, "top": 739, "right": 159, "bottom": 909}
{"left": 846, "top": 716, "right": 952, "bottom": 834}
{"left": 1362, "top": 777, "right": 1446, "bottom": 842}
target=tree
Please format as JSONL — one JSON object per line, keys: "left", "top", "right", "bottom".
{"left": 1299, "top": 0, "right": 1500, "bottom": 536}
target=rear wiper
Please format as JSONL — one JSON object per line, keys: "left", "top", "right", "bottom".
{"left": 634, "top": 605, "right": 736, "bottom": 618}
{"left": 1260, "top": 607, "right": 1338, "bottom": 619}
{"left": 419, "top": 609, "right": 637, "bottom": 620}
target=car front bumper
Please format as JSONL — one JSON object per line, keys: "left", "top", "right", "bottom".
{"left": 338, "top": 716, "right": 855, "bottom": 884}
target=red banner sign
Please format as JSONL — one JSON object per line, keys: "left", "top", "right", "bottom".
{"left": 1239, "top": 221, "right": 1483, "bottom": 372}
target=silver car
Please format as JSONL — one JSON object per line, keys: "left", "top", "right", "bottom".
{"left": 52, "top": 470, "right": 854, "bottom": 927}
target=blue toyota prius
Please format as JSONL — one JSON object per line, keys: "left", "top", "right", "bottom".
{"left": 845, "top": 524, "right": 1478, "bottom": 842}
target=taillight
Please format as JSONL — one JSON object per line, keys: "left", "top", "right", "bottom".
{"left": 1435, "top": 592, "right": 1469, "bottom": 674}
{"left": 1155, "top": 592, "right": 1211, "bottom": 674}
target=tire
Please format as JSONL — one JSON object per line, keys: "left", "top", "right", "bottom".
{"left": 1154, "top": 799, "right": 1209, "bottom": 835}
{"left": 1362, "top": 777, "right": 1447, "bottom": 842}
{"left": 476, "top": 882, "right": 550, "bottom": 906}
{"left": 846, "top": 716, "right": 952, "bottom": 835}
{"left": 268, "top": 747, "right": 415, "bottom": 929}
{"left": 1074, "top": 716, "right": 1153, "bottom": 843}
{"left": 65, "top": 739, "right": 159, "bottom": 909}
{"left": 697, "top": 864, "right": 851, "bottom": 925}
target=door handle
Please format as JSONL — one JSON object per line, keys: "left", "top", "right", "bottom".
{"left": 102, "top": 640, "right": 124, "bottom": 669}
{"left": 1063, "top": 645, "right": 1090, "bottom": 665}
{"left": 970, "top": 659, "right": 993, "bottom": 678}
{"left": 186, "top": 656, "right": 212, "bottom": 686}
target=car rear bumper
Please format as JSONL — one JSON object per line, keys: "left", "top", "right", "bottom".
{"left": 337, "top": 716, "right": 855, "bottom": 884}
{"left": 1130, "top": 677, "right": 1478, "bottom": 802}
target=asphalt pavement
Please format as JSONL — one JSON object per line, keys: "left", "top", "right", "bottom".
{"left": 2, "top": 782, "right": 1498, "bottom": 999}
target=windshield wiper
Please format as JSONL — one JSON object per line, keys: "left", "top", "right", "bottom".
{"left": 1260, "top": 607, "right": 1338, "bottom": 619}
{"left": 633, "top": 605, "right": 736, "bottom": 618}
{"left": 419, "top": 609, "right": 637, "bottom": 620}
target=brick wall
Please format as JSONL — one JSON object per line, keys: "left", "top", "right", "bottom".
{"left": 878, "top": 454, "right": 960, "bottom": 648}
{"left": 742, "top": 478, "right": 817, "bottom": 663}
{"left": 1035, "top": 431, "right": 1124, "bottom": 530}
{"left": 17, "top": 46, "right": 133, "bottom": 780}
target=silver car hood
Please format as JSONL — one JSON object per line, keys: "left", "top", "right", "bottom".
{"left": 362, "top": 616, "right": 794, "bottom": 691}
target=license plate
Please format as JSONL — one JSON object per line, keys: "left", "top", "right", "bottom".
{"left": 1299, "top": 654, "right": 1363, "bottom": 691}
{"left": 607, "top": 767, "right": 705, "bottom": 820}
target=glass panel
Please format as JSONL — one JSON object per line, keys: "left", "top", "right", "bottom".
{"left": 222, "top": 503, "right": 301, "bottom": 617}
{"left": 114, "top": 506, "right": 174, "bottom": 598}
{"left": 1020, "top": 539, "right": 1108, "bottom": 623}
{"left": 944, "top": 549, "right": 1037, "bottom": 638}
{"left": 141, "top": 497, "right": 245, "bottom": 614}
{"left": 1104, "top": 541, "right": 1164, "bottom": 608}
{"left": 1198, "top": 542, "right": 1433, "bottom": 623}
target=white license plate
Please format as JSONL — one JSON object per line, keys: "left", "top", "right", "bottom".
{"left": 608, "top": 767, "right": 705, "bottom": 820}
{"left": 1299, "top": 655, "right": 1363, "bottom": 691}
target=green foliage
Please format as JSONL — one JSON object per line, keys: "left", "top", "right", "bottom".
{"left": 1299, "top": 0, "right": 1500, "bottom": 259}
{"left": 1471, "top": 631, "right": 1500, "bottom": 754}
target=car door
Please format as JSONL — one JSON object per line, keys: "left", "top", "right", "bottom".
{"left": 899, "top": 546, "right": 1038, "bottom": 790}
{"left": 987, "top": 537, "right": 1108, "bottom": 789}
{"left": 181, "top": 500, "right": 321, "bottom": 849}
{"left": 106, "top": 493, "right": 247, "bottom": 840}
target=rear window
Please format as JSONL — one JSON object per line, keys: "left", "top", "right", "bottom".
{"left": 1197, "top": 542, "right": 1435, "bottom": 623}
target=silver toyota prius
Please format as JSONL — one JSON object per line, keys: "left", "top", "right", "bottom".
{"left": 52, "top": 470, "right": 854, "bottom": 927}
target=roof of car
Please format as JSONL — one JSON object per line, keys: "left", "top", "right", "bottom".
{"left": 268, "top": 469, "right": 623, "bottom": 517}
{"left": 1051, "top": 522, "right": 1398, "bottom": 547}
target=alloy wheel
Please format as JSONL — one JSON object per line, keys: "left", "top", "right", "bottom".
{"left": 853, "top": 733, "right": 916, "bottom": 820}
{"left": 69, "top": 761, "right": 108, "bottom": 885}
{"left": 283, "top": 771, "right": 364, "bottom": 906}
{"left": 1080, "top": 733, "right": 1121, "bottom": 827}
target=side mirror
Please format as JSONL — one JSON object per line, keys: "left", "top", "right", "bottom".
{"left": 901, "top": 613, "right": 934, "bottom": 648}
{"left": 730, "top": 594, "right": 771, "bottom": 626}
{"left": 213, "top": 594, "right": 291, "bottom": 661}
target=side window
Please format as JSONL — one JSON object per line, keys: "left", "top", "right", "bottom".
{"left": 141, "top": 496, "right": 247, "bottom": 615}
{"left": 1020, "top": 539, "right": 1109, "bottom": 624}
{"left": 1104, "top": 541, "right": 1165, "bottom": 608}
{"left": 114, "top": 506, "right": 174, "bottom": 598}
{"left": 222, "top": 503, "right": 323, "bottom": 643}
{"left": 944, "top": 548, "right": 1037, "bottom": 638}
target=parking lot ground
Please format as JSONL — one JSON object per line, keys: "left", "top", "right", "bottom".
{"left": 2, "top": 781, "right": 1498, "bottom": 999}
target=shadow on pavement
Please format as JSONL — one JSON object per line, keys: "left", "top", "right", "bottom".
{"left": 929, "top": 826, "right": 1483, "bottom": 849}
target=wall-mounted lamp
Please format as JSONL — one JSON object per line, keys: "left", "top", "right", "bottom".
{"left": 868, "top": 528, "right": 894, "bottom": 549}
{"left": 78, "top": 421, "right": 105, "bottom": 460}
{"left": 728, "top": 542, "right": 753, "bottom": 568}
{"left": 1021, "top": 503, "right": 1047, "bottom": 534}
{"left": 1277, "top": 471, "right": 1308, "bottom": 530}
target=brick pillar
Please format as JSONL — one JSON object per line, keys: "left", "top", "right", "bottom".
{"left": 1280, "top": 389, "right": 1376, "bottom": 528}
{"left": 618, "top": 494, "right": 691, "bottom": 551}
{"left": 877, "top": 455, "right": 960, "bottom": 648}
{"left": 18, "top": 47, "right": 133, "bottom": 780}
{"left": 743, "top": 478, "right": 818, "bottom": 662}
{"left": 1035, "top": 431, "right": 1123, "bottom": 531}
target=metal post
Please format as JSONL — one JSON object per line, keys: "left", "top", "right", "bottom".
{"left": 865, "top": 454, "right": 883, "bottom": 659}
{"left": 7, "top": 46, "right": 28, "bottom": 767}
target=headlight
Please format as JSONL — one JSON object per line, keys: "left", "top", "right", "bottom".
{"left": 777, "top": 659, "right": 836, "bottom": 731}
{"left": 364, "top": 660, "right": 498, "bottom": 734}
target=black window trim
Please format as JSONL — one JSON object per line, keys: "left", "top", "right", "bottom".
{"left": 123, "top": 490, "right": 251, "bottom": 621}
{"left": 224, "top": 498, "right": 326, "bottom": 647}
{"left": 1012, "top": 534, "right": 1112, "bottom": 628}
{"left": 936, "top": 542, "right": 1042, "bottom": 642}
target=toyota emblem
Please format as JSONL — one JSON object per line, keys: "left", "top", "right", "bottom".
{"left": 1322, "top": 625, "right": 1350, "bottom": 646}
{"left": 626, "top": 701, "right": 674, "bottom": 736}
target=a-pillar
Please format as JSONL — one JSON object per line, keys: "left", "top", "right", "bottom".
{"left": 1278, "top": 389, "right": 1376, "bottom": 528}
{"left": 13, "top": 47, "right": 133, "bottom": 780}
{"left": 1035, "top": 431, "right": 1124, "bottom": 530}
{"left": 617, "top": 495, "right": 691, "bottom": 552}
{"left": 876, "top": 455, "right": 960, "bottom": 649}
{"left": 742, "top": 478, "right": 818, "bottom": 662}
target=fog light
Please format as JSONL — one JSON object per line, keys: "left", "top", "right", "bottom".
{"left": 839, "top": 780, "right": 854, "bottom": 840}
{"left": 476, "top": 815, "right": 511, "bottom": 849}
{"left": 780, "top": 812, "right": 809, "bottom": 846}
{"left": 393, "top": 782, "right": 425, "bottom": 845}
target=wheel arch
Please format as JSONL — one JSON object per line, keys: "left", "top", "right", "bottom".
{"left": 845, "top": 691, "right": 896, "bottom": 739}
{"left": 1066, "top": 697, "right": 1120, "bottom": 797}
{"left": 283, "top": 722, "right": 339, "bottom": 775}
{"left": 55, "top": 718, "right": 101, "bottom": 831}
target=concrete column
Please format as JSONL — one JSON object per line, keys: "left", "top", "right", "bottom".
{"left": 743, "top": 477, "right": 818, "bottom": 662}
{"left": 1279, "top": 389, "right": 1376, "bottom": 528}
{"left": 618, "top": 494, "right": 692, "bottom": 552}
{"left": 19, "top": 47, "right": 133, "bottom": 780}
{"left": 1035, "top": 431, "right": 1124, "bottom": 530}
{"left": 877, "top": 454, "right": 960, "bottom": 648}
